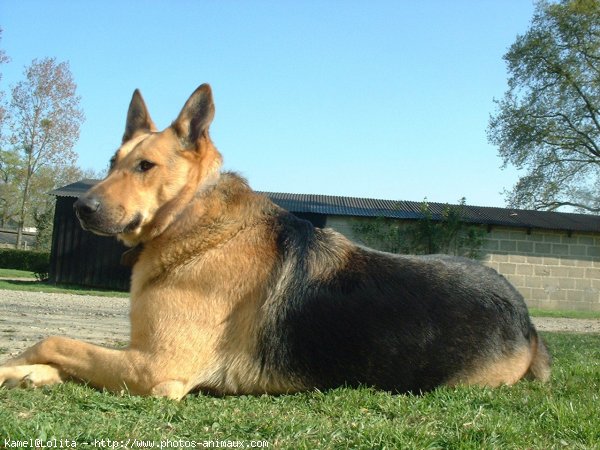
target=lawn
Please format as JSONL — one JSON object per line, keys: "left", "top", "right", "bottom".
{"left": 0, "top": 268, "right": 128, "bottom": 298}
{"left": 1, "top": 333, "right": 599, "bottom": 449}
{"left": 0, "top": 268, "right": 37, "bottom": 279}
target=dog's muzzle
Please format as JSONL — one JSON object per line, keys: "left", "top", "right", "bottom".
{"left": 74, "top": 196, "right": 100, "bottom": 220}
{"left": 74, "top": 195, "right": 103, "bottom": 232}
{"left": 74, "top": 196, "right": 142, "bottom": 236}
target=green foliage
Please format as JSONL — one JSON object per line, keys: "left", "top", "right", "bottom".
{"left": 353, "top": 199, "right": 486, "bottom": 258}
{"left": 488, "top": 0, "right": 600, "bottom": 213}
{"left": 0, "top": 149, "right": 22, "bottom": 228}
{"left": 0, "top": 57, "right": 85, "bottom": 248}
{"left": 0, "top": 333, "right": 598, "bottom": 448}
{"left": 352, "top": 216, "right": 410, "bottom": 254}
{"left": 0, "top": 248, "right": 49, "bottom": 280}
{"left": 33, "top": 205, "right": 54, "bottom": 252}
{"left": 410, "top": 199, "right": 486, "bottom": 258}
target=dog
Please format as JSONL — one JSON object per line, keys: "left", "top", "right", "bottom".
{"left": 0, "top": 84, "right": 551, "bottom": 399}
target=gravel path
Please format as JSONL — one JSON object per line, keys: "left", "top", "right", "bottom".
{"left": 0, "top": 290, "right": 129, "bottom": 360}
{"left": 1, "top": 289, "right": 599, "bottom": 362}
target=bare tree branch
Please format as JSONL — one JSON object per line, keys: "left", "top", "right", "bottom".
{"left": 538, "top": 200, "right": 600, "bottom": 213}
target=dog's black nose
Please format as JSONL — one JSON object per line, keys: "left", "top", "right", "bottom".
{"left": 74, "top": 196, "right": 101, "bottom": 217}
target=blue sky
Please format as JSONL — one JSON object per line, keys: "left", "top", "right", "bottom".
{"left": 1, "top": 1, "right": 535, "bottom": 207}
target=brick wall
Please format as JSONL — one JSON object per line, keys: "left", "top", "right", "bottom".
{"left": 481, "top": 227, "right": 600, "bottom": 312}
{"left": 325, "top": 216, "right": 600, "bottom": 312}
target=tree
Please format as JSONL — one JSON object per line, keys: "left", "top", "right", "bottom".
{"left": 488, "top": 0, "right": 600, "bottom": 213}
{"left": 0, "top": 149, "right": 21, "bottom": 227}
{"left": 8, "top": 57, "right": 84, "bottom": 247}
{"left": 0, "top": 28, "right": 9, "bottom": 142}
{"left": 30, "top": 165, "right": 103, "bottom": 251}
{"left": 0, "top": 29, "right": 14, "bottom": 228}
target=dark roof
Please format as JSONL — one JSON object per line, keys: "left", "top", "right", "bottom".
{"left": 50, "top": 179, "right": 98, "bottom": 198}
{"left": 52, "top": 180, "right": 600, "bottom": 234}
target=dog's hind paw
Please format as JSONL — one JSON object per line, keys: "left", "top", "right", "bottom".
{"left": 150, "top": 380, "right": 187, "bottom": 400}
{"left": 0, "top": 364, "right": 64, "bottom": 389}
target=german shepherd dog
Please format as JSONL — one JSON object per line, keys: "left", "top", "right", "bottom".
{"left": 0, "top": 85, "right": 551, "bottom": 399}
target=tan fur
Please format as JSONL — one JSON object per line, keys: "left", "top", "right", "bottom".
{"left": 447, "top": 346, "right": 533, "bottom": 388}
{"left": 525, "top": 333, "right": 552, "bottom": 383}
{"left": 447, "top": 333, "right": 551, "bottom": 388}
{"left": 0, "top": 85, "right": 301, "bottom": 399}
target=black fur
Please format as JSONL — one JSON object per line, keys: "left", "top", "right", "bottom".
{"left": 258, "top": 210, "right": 536, "bottom": 393}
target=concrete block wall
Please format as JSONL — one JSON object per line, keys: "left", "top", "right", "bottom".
{"left": 326, "top": 216, "right": 362, "bottom": 242}
{"left": 325, "top": 216, "right": 600, "bottom": 311}
{"left": 481, "top": 227, "right": 600, "bottom": 312}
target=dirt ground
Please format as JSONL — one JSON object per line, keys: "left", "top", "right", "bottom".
{"left": 0, "top": 289, "right": 599, "bottom": 362}
{"left": 0, "top": 290, "right": 129, "bottom": 360}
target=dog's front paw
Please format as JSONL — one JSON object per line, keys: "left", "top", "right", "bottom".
{"left": 0, "top": 364, "right": 64, "bottom": 389}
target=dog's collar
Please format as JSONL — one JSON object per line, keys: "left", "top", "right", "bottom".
{"left": 121, "top": 244, "right": 144, "bottom": 267}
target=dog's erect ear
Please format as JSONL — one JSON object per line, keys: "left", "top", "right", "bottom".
{"left": 172, "top": 84, "right": 215, "bottom": 147}
{"left": 122, "top": 90, "right": 156, "bottom": 143}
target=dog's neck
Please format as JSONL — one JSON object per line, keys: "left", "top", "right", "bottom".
{"left": 119, "top": 172, "right": 257, "bottom": 262}
{"left": 148, "top": 171, "right": 221, "bottom": 238}
{"left": 121, "top": 244, "right": 144, "bottom": 268}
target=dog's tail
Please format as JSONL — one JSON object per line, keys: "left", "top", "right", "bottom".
{"left": 525, "top": 329, "right": 551, "bottom": 382}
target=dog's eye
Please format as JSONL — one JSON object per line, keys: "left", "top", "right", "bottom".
{"left": 137, "top": 160, "right": 156, "bottom": 173}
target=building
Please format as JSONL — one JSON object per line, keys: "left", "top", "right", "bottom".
{"left": 50, "top": 180, "right": 131, "bottom": 291}
{"left": 50, "top": 180, "right": 600, "bottom": 311}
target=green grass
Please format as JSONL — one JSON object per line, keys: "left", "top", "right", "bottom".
{"left": 0, "top": 268, "right": 37, "bottom": 279}
{"left": 1, "top": 333, "right": 599, "bottom": 449}
{"left": 0, "top": 267, "right": 128, "bottom": 297}
{"left": 529, "top": 308, "right": 600, "bottom": 320}
{"left": 0, "top": 279, "right": 128, "bottom": 298}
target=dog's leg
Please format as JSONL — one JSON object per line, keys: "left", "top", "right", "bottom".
{"left": 0, "top": 364, "right": 64, "bottom": 388}
{"left": 0, "top": 336, "right": 174, "bottom": 397}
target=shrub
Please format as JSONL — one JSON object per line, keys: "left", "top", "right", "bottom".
{"left": 0, "top": 248, "right": 50, "bottom": 280}
{"left": 352, "top": 198, "right": 486, "bottom": 259}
